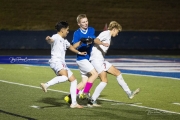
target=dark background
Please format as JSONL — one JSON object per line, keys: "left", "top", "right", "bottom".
{"left": 0, "top": 0, "right": 180, "bottom": 55}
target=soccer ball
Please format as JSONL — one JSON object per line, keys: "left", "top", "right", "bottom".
{"left": 64, "top": 96, "right": 71, "bottom": 103}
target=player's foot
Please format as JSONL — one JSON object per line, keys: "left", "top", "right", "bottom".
{"left": 88, "top": 98, "right": 101, "bottom": 107}
{"left": 70, "top": 104, "right": 83, "bottom": 108}
{"left": 40, "top": 83, "right": 47, "bottom": 92}
{"left": 128, "top": 88, "right": 140, "bottom": 99}
{"left": 64, "top": 95, "right": 71, "bottom": 104}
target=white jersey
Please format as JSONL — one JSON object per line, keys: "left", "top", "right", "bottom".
{"left": 90, "top": 30, "right": 111, "bottom": 60}
{"left": 49, "top": 34, "right": 70, "bottom": 62}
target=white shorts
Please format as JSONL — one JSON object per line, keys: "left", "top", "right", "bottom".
{"left": 49, "top": 61, "right": 73, "bottom": 78}
{"left": 76, "top": 59, "right": 94, "bottom": 77}
{"left": 91, "top": 60, "right": 112, "bottom": 74}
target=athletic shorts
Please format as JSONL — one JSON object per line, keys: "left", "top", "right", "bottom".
{"left": 49, "top": 60, "right": 73, "bottom": 78}
{"left": 76, "top": 59, "right": 94, "bottom": 77}
{"left": 91, "top": 60, "right": 112, "bottom": 74}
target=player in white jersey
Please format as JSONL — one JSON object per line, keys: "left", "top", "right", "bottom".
{"left": 40, "top": 21, "right": 87, "bottom": 108}
{"left": 89, "top": 21, "right": 140, "bottom": 106}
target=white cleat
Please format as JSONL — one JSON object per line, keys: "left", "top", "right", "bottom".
{"left": 40, "top": 83, "right": 47, "bottom": 92}
{"left": 70, "top": 104, "right": 83, "bottom": 108}
{"left": 129, "top": 88, "right": 140, "bottom": 99}
{"left": 88, "top": 99, "right": 101, "bottom": 107}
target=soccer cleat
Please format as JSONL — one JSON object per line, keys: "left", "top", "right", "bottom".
{"left": 79, "top": 93, "right": 85, "bottom": 99}
{"left": 88, "top": 98, "right": 101, "bottom": 107}
{"left": 64, "top": 95, "right": 71, "bottom": 104}
{"left": 128, "top": 88, "right": 140, "bottom": 99}
{"left": 70, "top": 104, "right": 83, "bottom": 108}
{"left": 40, "top": 83, "right": 47, "bottom": 92}
{"left": 79, "top": 93, "right": 87, "bottom": 99}
{"left": 79, "top": 92, "right": 90, "bottom": 100}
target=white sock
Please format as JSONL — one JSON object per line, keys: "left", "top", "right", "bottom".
{"left": 45, "top": 75, "right": 68, "bottom": 88}
{"left": 91, "top": 82, "right": 107, "bottom": 101}
{"left": 70, "top": 80, "right": 77, "bottom": 105}
{"left": 117, "top": 74, "right": 131, "bottom": 95}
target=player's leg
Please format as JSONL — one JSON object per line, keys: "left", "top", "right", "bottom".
{"left": 77, "top": 75, "right": 88, "bottom": 94}
{"left": 90, "top": 71, "right": 107, "bottom": 106}
{"left": 64, "top": 75, "right": 89, "bottom": 103}
{"left": 89, "top": 60, "right": 108, "bottom": 106}
{"left": 40, "top": 62, "right": 68, "bottom": 92}
{"left": 77, "top": 75, "right": 90, "bottom": 99}
{"left": 83, "top": 68, "right": 98, "bottom": 94}
{"left": 68, "top": 69, "right": 83, "bottom": 108}
{"left": 76, "top": 59, "right": 98, "bottom": 95}
{"left": 107, "top": 65, "right": 140, "bottom": 99}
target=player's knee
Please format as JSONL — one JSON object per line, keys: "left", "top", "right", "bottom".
{"left": 90, "top": 69, "right": 98, "bottom": 78}
{"left": 114, "top": 70, "right": 121, "bottom": 76}
{"left": 62, "top": 75, "right": 69, "bottom": 81}
{"left": 92, "top": 71, "right": 98, "bottom": 78}
{"left": 101, "top": 79, "right": 108, "bottom": 83}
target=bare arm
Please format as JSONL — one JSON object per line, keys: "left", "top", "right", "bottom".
{"left": 72, "top": 41, "right": 82, "bottom": 49}
{"left": 45, "top": 36, "right": 54, "bottom": 44}
{"left": 68, "top": 45, "right": 87, "bottom": 55}
{"left": 94, "top": 38, "right": 109, "bottom": 47}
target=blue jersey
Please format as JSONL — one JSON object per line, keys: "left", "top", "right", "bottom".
{"left": 72, "top": 27, "right": 96, "bottom": 61}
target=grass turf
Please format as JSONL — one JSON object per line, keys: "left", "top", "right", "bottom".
{"left": 0, "top": 64, "right": 180, "bottom": 120}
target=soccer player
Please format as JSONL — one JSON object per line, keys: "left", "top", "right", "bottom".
{"left": 89, "top": 21, "right": 140, "bottom": 106}
{"left": 40, "top": 21, "right": 87, "bottom": 108}
{"left": 71, "top": 14, "right": 108, "bottom": 97}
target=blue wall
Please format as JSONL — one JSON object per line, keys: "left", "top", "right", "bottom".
{"left": 0, "top": 30, "right": 180, "bottom": 49}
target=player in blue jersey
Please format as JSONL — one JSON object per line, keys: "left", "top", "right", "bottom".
{"left": 64, "top": 14, "right": 108, "bottom": 103}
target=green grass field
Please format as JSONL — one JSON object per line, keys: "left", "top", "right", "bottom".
{"left": 0, "top": 64, "right": 180, "bottom": 120}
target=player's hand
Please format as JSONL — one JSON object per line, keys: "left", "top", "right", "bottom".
{"left": 102, "top": 42, "right": 109, "bottom": 47}
{"left": 45, "top": 36, "right": 52, "bottom": 41}
{"left": 45, "top": 36, "right": 54, "bottom": 44}
{"left": 78, "top": 52, "right": 87, "bottom": 55}
{"left": 80, "top": 38, "right": 94, "bottom": 43}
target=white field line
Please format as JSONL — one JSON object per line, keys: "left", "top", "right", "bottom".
{"left": 172, "top": 103, "right": 180, "bottom": 106}
{"left": 100, "top": 98, "right": 180, "bottom": 115}
{"left": 0, "top": 79, "right": 69, "bottom": 94}
{"left": 0, "top": 79, "right": 180, "bottom": 115}
{"left": 19, "top": 64, "right": 180, "bottom": 80}
{"left": 122, "top": 73, "right": 180, "bottom": 80}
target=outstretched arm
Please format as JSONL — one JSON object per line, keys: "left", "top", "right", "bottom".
{"left": 68, "top": 45, "right": 87, "bottom": 55}
{"left": 45, "top": 36, "right": 54, "bottom": 44}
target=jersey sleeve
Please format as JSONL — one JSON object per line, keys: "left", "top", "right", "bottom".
{"left": 51, "top": 34, "right": 57, "bottom": 44}
{"left": 97, "top": 31, "right": 107, "bottom": 42}
{"left": 89, "top": 27, "right": 96, "bottom": 39}
{"left": 97, "top": 31, "right": 109, "bottom": 53}
{"left": 65, "top": 39, "right": 71, "bottom": 48}
{"left": 71, "top": 31, "right": 80, "bottom": 44}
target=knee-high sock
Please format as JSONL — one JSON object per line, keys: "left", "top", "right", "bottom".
{"left": 83, "top": 82, "right": 93, "bottom": 94}
{"left": 117, "top": 74, "right": 131, "bottom": 95}
{"left": 45, "top": 76, "right": 68, "bottom": 88}
{"left": 70, "top": 80, "right": 77, "bottom": 105}
{"left": 92, "top": 82, "right": 107, "bottom": 101}
{"left": 76, "top": 89, "right": 80, "bottom": 95}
